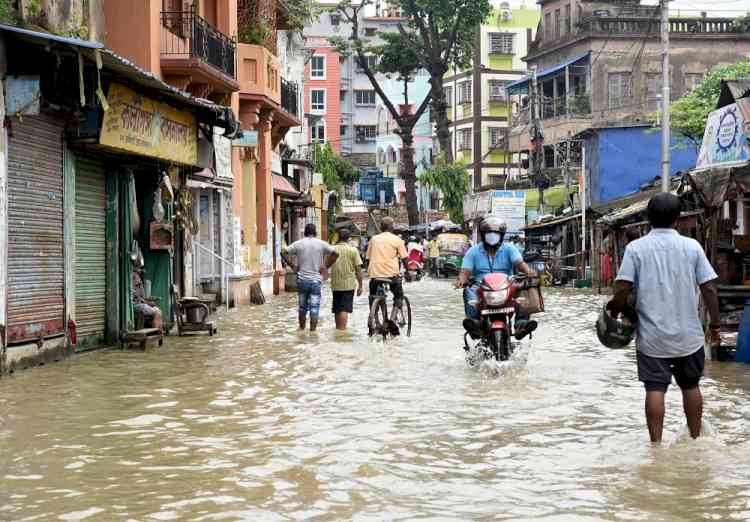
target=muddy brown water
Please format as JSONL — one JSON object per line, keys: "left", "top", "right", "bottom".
{"left": 1, "top": 282, "right": 750, "bottom": 521}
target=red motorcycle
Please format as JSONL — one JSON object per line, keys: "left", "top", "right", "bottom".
{"left": 404, "top": 250, "right": 425, "bottom": 282}
{"left": 464, "top": 273, "right": 536, "bottom": 363}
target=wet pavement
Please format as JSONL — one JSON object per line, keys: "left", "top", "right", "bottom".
{"left": 1, "top": 280, "right": 750, "bottom": 521}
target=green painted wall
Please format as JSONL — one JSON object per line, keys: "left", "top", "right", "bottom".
{"left": 489, "top": 151, "right": 510, "bottom": 163}
{"left": 489, "top": 103, "right": 509, "bottom": 117}
{"left": 489, "top": 55, "right": 513, "bottom": 69}
{"left": 489, "top": 8, "right": 540, "bottom": 29}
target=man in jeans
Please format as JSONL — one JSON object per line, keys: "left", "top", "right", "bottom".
{"left": 330, "top": 228, "right": 363, "bottom": 330}
{"left": 610, "top": 193, "right": 721, "bottom": 443}
{"left": 282, "top": 223, "right": 339, "bottom": 332}
{"left": 367, "top": 217, "right": 407, "bottom": 321}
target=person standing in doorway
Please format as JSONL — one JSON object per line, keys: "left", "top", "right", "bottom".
{"left": 282, "top": 223, "right": 339, "bottom": 332}
{"left": 330, "top": 228, "right": 364, "bottom": 330}
{"left": 609, "top": 193, "right": 721, "bottom": 443}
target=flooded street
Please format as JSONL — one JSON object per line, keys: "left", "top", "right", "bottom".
{"left": 2, "top": 280, "right": 750, "bottom": 521}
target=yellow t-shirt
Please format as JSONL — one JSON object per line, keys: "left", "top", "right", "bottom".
{"left": 330, "top": 242, "right": 363, "bottom": 291}
{"left": 429, "top": 239, "right": 440, "bottom": 258}
{"left": 367, "top": 232, "right": 407, "bottom": 278}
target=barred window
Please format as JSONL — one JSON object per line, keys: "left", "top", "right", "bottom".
{"left": 458, "top": 81, "right": 472, "bottom": 104}
{"left": 489, "top": 127, "right": 504, "bottom": 147}
{"left": 608, "top": 72, "right": 632, "bottom": 109}
{"left": 356, "top": 125, "right": 377, "bottom": 142}
{"left": 489, "top": 80, "right": 507, "bottom": 101}
{"left": 355, "top": 90, "right": 376, "bottom": 106}
{"left": 488, "top": 33, "right": 515, "bottom": 55}
{"left": 458, "top": 128, "right": 472, "bottom": 150}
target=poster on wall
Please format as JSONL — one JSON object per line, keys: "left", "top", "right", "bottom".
{"left": 491, "top": 190, "right": 526, "bottom": 237}
{"left": 695, "top": 102, "right": 750, "bottom": 170}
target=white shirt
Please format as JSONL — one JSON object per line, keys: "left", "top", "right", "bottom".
{"left": 616, "top": 228, "right": 717, "bottom": 358}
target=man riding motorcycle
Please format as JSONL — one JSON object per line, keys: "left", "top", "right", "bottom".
{"left": 454, "top": 216, "right": 538, "bottom": 340}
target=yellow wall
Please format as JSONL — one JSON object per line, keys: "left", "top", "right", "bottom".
{"left": 489, "top": 55, "right": 513, "bottom": 69}
{"left": 489, "top": 102, "right": 509, "bottom": 117}
{"left": 489, "top": 151, "right": 510, "bottom": 163}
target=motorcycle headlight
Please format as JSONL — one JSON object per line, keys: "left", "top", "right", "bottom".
{"left": 484, "top": 289, "right": 508, "bottom": 306}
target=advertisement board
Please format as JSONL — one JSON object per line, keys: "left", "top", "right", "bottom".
{"left": 491, "top": 190, "right": 526, "bottom": 237}
{"left": 100, "top": 83, "right": 198, "bottom": 165}
{"left": 696, "top": 102, "right": 750, "bottom": 170}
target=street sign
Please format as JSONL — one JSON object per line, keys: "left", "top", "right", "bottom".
{"left": 232, "top": 129, "right": 258, "bottom": 147}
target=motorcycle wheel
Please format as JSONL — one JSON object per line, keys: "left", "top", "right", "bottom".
{"left": 490, "top": 329, "right": 510, "bottom": 361}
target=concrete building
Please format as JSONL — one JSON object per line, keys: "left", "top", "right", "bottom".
{"left": 106, "top": 0, "right": 303, "bottom": 300}
{"left": 304, "top": 2, "right": 413, "bottom": 170}
{"left": 442, "top": 1, "right": 539, "bottom": 190}
{"left": 507, "top": 0, "right": 750, "bottom": 205}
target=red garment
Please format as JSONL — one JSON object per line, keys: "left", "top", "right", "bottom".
{"left": 601, "top": 254, "right": 613, "bottom": 286}
{"left": 407, "top": 249, "right": 424, "bottom": 264}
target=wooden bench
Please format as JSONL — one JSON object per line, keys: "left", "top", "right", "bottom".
{"left": 122, "top": 328, "right": 164, "bottom": 350}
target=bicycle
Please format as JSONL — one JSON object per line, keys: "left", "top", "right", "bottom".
{"left": 368, "top": 277, "right": 412, "bottom": 340}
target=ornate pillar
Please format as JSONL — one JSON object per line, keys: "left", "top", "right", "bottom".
{"left": 256, "top": 108, "right": 274, "bottom": 253}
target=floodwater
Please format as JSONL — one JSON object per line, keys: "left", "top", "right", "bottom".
{"left": 2, "top": 281, "right": 750, "bottom": 522}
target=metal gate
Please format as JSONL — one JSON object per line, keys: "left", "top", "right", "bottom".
{"left": 74, "top": 158, "right": 107, "bottom": 348}
{"left": 6, "top": 114, "right": 65, "bottom": 344}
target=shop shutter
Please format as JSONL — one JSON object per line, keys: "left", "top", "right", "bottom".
{"left": 6, "top": 114, "right": 65, "bottom": 343}
{"left": 74, "top": 158, "right": 107, "bottom": 348}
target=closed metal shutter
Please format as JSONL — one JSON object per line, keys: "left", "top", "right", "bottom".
{"left": 74, "top": 158, "right": 107, "bottom": 348}
{"left": 6, "top": 114, "right": 65, "bottom": 343}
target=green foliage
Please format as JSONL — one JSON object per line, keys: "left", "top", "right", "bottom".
{"left": 238, "top": 22, "right": 273, "bottom": 46}
{"left": 419, "top": 158, "right": 471, "bottom": 223}
{"left": 285, "top": 0, "right": 318, "bottom": 31}
{"left": 315, "top": 143, "right": 360, "bottom": 235}
{"left": 375, "top": 32, "right": 423, "bottom": 85}
{"left": 0, "top": 0, "right": 18, "bottom": 25}
{"left": 669, "top": 59, "right": 750, "bottom": 148}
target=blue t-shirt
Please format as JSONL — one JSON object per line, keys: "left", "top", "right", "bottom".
{"left": 462, "top": 243, "right": 523, "bottom": 281}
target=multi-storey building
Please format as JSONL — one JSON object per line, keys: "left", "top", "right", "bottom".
{"left": 304, "top": 2, "right": 413, "bottom": 170}
{"left": 107, "top": 0, "right": 303, "bottom": 299}
{"left": 442, "top": 2, "right": 540, "bottom": 190}
{"left": 507, "top": 1, "right": 750, "bottom": 206}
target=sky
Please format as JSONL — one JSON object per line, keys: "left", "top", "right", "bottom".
{"left": 656, "top": 0, "right": 750, "bottom": 16}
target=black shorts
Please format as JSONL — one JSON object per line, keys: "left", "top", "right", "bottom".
{"left": 332, "top": 290, "right": 355, "bottom": 314}
{"left": 637, "top": 347, "right": 705, "bottom": 392}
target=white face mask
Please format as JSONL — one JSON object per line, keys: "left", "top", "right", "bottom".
{"left": 484, "top": 232, "right": 501, "bottom": 246}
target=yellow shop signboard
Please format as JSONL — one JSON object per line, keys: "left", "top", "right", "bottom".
{"left": 100, "top": 83, "right": 198, "bottom": 165}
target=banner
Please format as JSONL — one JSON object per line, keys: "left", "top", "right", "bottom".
{"left": 491, "top": 190, "right": 526, "bottom": 237}
{"left": 100, "top": 83, "right": 198, "bottom": 165}
{"left": 696, "top": 102, "right": 750, "bottom": 170}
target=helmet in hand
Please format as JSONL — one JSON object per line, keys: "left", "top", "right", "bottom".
{"left": 596, "top": 305, "right": 637, "bottom": 349}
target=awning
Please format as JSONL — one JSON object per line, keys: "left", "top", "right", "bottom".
{"left": 524, "top": 212, "right": 582, "bottom": 231}
{"left": 506, "top": 52, "right": 591, "bottom": 94}
{"left": 273, "top": 174, "right": 300, "bottom": 197}
{"left": 0, "top": 23, "right": 240, "bottom": 135}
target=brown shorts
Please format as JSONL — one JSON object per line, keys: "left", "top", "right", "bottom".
{"left": 637, "top": 347, "right": 705, "bottom": 392}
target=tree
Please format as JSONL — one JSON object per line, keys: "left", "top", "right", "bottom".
{"left": 393, "top": 0, "right": 492, "bottom": 163}
{"left": 332, "top": 1, "right": 432, "bottom": 226}
{"left": 419, "top": 157, "right": 471, "bottom": 223}
{"left": 670, "top": 59, "right": 750, "bottom": 150}
{"left": 315, "top": 143, "right": 360, "bottom": 234}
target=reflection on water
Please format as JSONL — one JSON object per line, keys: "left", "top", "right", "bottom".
{"left": 2, "top": 281, "right": 750, "bottom": 521}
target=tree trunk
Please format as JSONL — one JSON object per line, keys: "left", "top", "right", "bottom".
{"left": 400, "top": 129, "right": 420, "bottom": 226}
{"left": 429, "top": 73, "right": 453, "bottom": 163}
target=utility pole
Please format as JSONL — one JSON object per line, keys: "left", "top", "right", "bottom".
{"left": 660, "top": 0, "right": 671, "bottom": 192}
{"left": 530, "top": 67, "right": 545, "bottom": 214}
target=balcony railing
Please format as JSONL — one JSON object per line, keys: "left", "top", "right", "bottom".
{"left": 161, "top": 7, "right": 236, "bottom": 79}
{"left": 281, "top": 78, "right": 299, "bottom": 118}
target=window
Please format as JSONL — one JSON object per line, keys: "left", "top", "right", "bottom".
{"left": 358, "top": 55, "right": 379, "bottom": 71}
{"left": 340, "top": 90, "right": 346, "bottom": 102}
{"left": 545, "top": 13, "right": 551, "bottom": 41}
{"left": 488, "top": 80, "right": 507, "bottom": 101}
{"left": 365, "top": 27, "right": 377, "bottom": 37}
{"left": 356, "top": 125, "right": 377, "bottom": 142}
{"left": 685, "top": 73, "right": 703, "bottom": 92}
{"left": 488, "top": 33, "right": 515, "bottom": 55}
{"left": 355, "top": 90, "right": 376, "bottom": 106}
{"left": 645, "top": 72, "right": 660, "bottom": 111}
{"left": 564, "top": 4, "right": 571, "bottom": 35}
{"left": 310, "top": 89, "right": 325, "bottom": 112}
{"left": 489, "top": 127, "right": 504, "bottom": 148}
{"left": 311, "top": 55, "right": 325, "bottom": 79}
{"left": 330, "top": 13, "right": 341, "bottom": 26}
{"left": 458, "top": 128, "right": 472, "bottom": 150}
{"left": 445, "top": 85, "right": 453, "bottom": 104}
{"left": 608, "top": 72, "right": 632, "bottom": 109}
{"left": 340, "top": 125, "right": 348, "bottom": 136}
{"left": 312, "top": 122, "right": 325, "bottom": 143}
{"left": 458, "top": 81, "right": 472, "bottom": 104}
{"left": 554, "top": 9, "right": 561, "bottom": 40}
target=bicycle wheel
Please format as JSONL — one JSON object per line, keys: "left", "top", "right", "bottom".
{"left": 391, "top": 296, "right": 412, "bottom": 337}
{"left": 368, "top": 296, "right": 388, "bottom": 339}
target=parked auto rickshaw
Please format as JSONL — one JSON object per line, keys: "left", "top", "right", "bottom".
{"left": 433, "top": 232, "right": 470, "bottom": 278}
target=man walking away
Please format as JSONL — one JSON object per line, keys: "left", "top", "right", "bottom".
{"left": 609, "top": 193, "right": 721, "bottom": 443}
{"left": 367, "top": 216, "right": 408, "bottom": 311}
{"left": 330, "top": 228, "right": 363, "bottom": 330}
{"left": 282, "top": 223, "right": 339, "bottom": 332}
